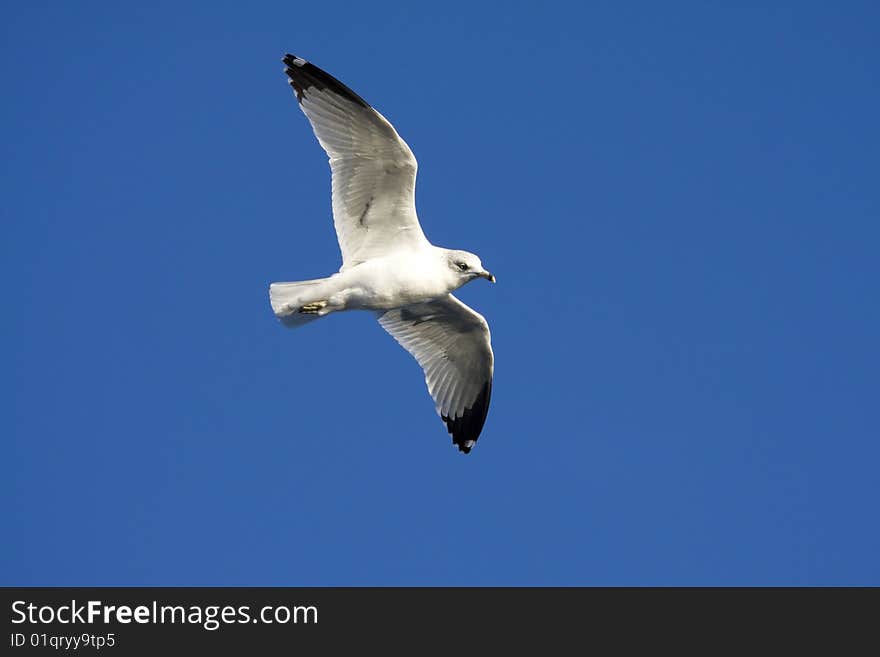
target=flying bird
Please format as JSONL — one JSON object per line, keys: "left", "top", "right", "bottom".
{"left": 269, "top": 54, "right": 496, "bottom": 453}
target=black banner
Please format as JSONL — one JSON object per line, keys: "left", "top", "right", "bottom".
{"left": 1, "top": 587, "right": 875, "bottom": 653}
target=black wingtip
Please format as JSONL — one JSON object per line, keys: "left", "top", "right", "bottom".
{"left": 443, "top": 380, "right": 493, "bottom": 455}
{"left": 280, "top": 53, "right": 371, "bottom": 108}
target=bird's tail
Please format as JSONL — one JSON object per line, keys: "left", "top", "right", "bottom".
{"left": 269, "top": 278, "right": 332, "bottom": 329}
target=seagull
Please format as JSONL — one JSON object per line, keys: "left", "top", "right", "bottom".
{"left": 269, "top": 54, "right": 496, "bottom": 454}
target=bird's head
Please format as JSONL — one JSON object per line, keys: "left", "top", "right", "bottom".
{"left": 444, "top": 249, "right": 495, "bottom": 287}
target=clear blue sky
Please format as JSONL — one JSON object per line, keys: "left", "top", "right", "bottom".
{"left": 3, "top": 2, "right": 878, "bottom": 585}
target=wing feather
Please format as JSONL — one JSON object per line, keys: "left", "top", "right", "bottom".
{"left": 283, "top": 54, "right": 429, "bottom": 267}
{"left": 378, "top": 295, "right": 494, "bottom": 453}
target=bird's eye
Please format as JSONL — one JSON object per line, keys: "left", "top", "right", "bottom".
{"left": 456, "top": 262, "right": 469, "bottom": 271}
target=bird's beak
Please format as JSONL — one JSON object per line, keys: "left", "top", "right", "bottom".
{"left": 480, "top": 271, "right": 496, "bottom": 283}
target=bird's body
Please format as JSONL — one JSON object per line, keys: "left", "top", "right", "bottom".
{"left": 269, "top": 54, "right": 496, "bottom": 453}
{"left": 272, "top": 248, "right": 469, "bottom": 314}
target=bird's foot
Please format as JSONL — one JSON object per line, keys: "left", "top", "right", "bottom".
{"left": 298, "top": 300, "right": 328, "bottom": 314}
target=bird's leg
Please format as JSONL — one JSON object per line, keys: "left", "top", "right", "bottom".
{"left": 298, "top": 300, "right": 328, "bottom": 314}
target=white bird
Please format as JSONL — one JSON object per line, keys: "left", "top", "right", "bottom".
{"left": 269, "top": 54, "right": 496, "bottom": 454}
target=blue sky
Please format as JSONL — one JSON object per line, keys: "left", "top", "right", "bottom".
{"left": 3, "top": 1, "right": 878, "bottom": 585}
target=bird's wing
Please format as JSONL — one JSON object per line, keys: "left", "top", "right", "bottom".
{"left": 378, "top": 295, "right": 494, "bottom": 453}
{"left": 283, "top": 54, "right": 429, "bottom": 268}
